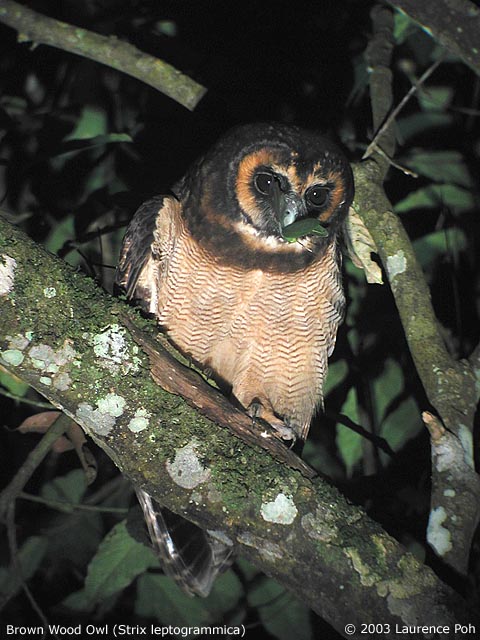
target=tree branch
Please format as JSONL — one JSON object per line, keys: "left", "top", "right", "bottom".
{"left": 354, "top": 2, "right": 480, "bottom": 577}
{"left": 387, "top": 0, "right": 480, "bottom": 77}
{"left": 0, "top": 216, "right": 477, "bottom": 636}
{"left": 0, "top": 0, "right": 206, "bottom": 111}
{"left": 353, "top": 159, "right": 480, "bottom": 576}
{"left": 363, "top": 4, "right": 396, "bottom": 166}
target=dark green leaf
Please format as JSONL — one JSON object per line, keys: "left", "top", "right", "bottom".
{"left": 41, "top": 469, "right": 87, "bottom": 510}
{"left": 135, "top": 574, "right": 212, "bottom": 627}
{"left": 323, "top": 360, "right": 348, "bottom": 397}
{"left": 135, "top": 568, "right": 243, "bottom": 627}
{"left": 248, "top": 577, "right": 312, "bottom": 640}
{"left": 418, "top": 86, "right": 454, "bottom": 112}
{"left": 371, "top": 359, "right": 404, "bottom": 425}
{"left": 206, "top": 570, "right": 244, "bottom": 615}
{"left": 66, "top": 106, "right": 108, "bottom": 140}
{"left": 413, "top": 228, "right": 467, "bottom": 268}
{"left": 336, "top": 388, "right": 362, "bottom": 476}
{"left": 380, "top": 397, "right": 422, "bottom": 456}
{"left": 403, "top": 150, "right": 471, "bottom": 187}
{"left": 0, "top": 536, "right": 48, "bottom": 601}
{"left": 0, "top": 369, "right": 30, "bottom": 397}
{"left": 83, "top": 520, "right": 158, "bottom": 603}
{"left": 397, "top": 113, "right": 453, "bottom": 141}
{"left": 395, "top": 184, "right": 474, "bottom": 214}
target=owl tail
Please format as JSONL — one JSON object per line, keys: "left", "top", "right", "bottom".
{"left": 136, "top": 488, "right": 234, "bottom": 597}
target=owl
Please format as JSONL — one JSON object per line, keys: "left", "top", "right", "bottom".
{"left": 116, "top": 122, "right": 354, "bottom": 595}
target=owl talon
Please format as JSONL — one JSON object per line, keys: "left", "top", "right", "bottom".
{"left": 247, "top": 400, "right": 297, "bottom": 446}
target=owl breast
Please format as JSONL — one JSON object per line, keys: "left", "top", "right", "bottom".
{"left": 156, "top": 225, "right": 344, "bottom": 436}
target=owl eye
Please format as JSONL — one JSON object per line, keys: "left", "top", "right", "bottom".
{"left": 305, "top": 185, "right": 330, "bottom": 209}
{"left": 254, "top": 172, "right": 277, "bottom": 195}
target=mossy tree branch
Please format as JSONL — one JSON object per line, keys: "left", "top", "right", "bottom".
{"left": 355, "top": 4, "right": 480, "bottom": 576}
{"left": 0, "top": 216, "right": 477, "bottom": 637}
{"left": 0, "top": 0, "right": 206, "bottom": 111}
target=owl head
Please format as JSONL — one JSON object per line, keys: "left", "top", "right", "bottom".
{"left": 175, "top": 123, "right": 354, "bottom": 268}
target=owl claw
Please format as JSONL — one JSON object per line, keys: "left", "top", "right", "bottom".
{"left": 247, "top": 400, "right": 297, "bottom": 447}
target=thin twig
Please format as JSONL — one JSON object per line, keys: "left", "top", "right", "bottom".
{"left": 368, "top": 144, "right": 419, "bottom": 177}
{"left": 18, "top": 491, "right": 128, "bottom": 514}
{"left": 325, "top": 410, "right": 395, "bottom": 457}
{"left": 0, "top": 413, "right": 69, "bottom": 521}
{"left": 363, "top": 57, "right": 444, "bottom": 160}
{"left": 3, "top": 501, "right": 51, "bottom": 632}
{"left": 0, "top": 387, "right": 53, "bottom": 409}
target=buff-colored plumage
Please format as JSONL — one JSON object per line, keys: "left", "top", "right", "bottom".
{"left": 122, "top": 198, "right": 344, "bottom": 441}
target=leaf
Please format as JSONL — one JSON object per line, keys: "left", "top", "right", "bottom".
{"left": 19, "top": 411, "right": 63, "bottom": 434}
{"left": 61, "top": 588, "right": 118, "bottom": 614}
{"left": 40, "top": 469, "right": 88, "bottom": 511}
{"left": 65, "top": 106, "right": 108, "bottom": 141}
{"left": 395, "top": 184, "right": 475, "bottom": 214}
{"left": 136, "top": 574, "right": 212, "bottom": 627}
{"left": 135, "top": 569, "right": 243, "bottom": 628}
{"left": 336, "top": 388, "right": 362, "bottom": 477}
{"left": 402, "top": 150, "right": 471, "bottom": 187}
{"left": 344, "top": 207, "right": 383, "bottom": 284}
{"left": 346, "top": 54, "right": 370, "bottom": 105}
{"left": 380, "top": 397, "right": 422, "bottom": 456}
{"left": 206, "top": 570, "right": 244, "bottom": 615}
{"left": 413, "top": 228, "right": 467, "bottom": 269}
{"left": 0, "top": 536, "right": 48, "bottom": 602}
{"left": 248, "top": 577, "right": 312, "bottom": 640}
{"left": 0, "top": 369, "right": 30, "bottom": 397}
{"left": 371, "top": 359, "right": 404, "bottom": 425}
{"left": 83, "top": 520, "right": 158, "bottom": 603}
{"left": 282, "top": 218, "right": 328, "bottom": 242}
{"left": 370, "top": 360, "right": 422, "bottom": 457}
{"left": 236, "top": 556, "right": 260, "bottom": 581}
{"left": 397, "top": 113, "right": 453, "bottom": 141}
{"left": 44, "top": 215, "right": 81, "bottom": 266}
{"left": 44, "top": 492, "right": 104, "bottom": 569}
{"left": 323, "top": 360, "right": 348, "bottom": 397}
{"left": 418, "top": 86, "right": 454, "bottom": 112}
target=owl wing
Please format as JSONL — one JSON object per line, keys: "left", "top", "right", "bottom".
{"left": 115, "top": 195, "right": 182, "bottom": 314}
{"left": 117, "top": 196, "right": 234, "bottom": 597}
{"left": 136, "top": 489, "right": 234, "bottom": 597}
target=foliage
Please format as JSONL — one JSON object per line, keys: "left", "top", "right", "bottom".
{"left": 0, "top": 2, "right": 478, "bottom": 639}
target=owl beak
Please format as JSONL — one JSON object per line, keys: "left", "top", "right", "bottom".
{"left": 271, "top": 183, "right": 307, "bottom": 230}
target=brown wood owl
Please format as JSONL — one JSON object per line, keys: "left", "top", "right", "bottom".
{"left": 116, "top": 122, "right": 354, "bottom": 595}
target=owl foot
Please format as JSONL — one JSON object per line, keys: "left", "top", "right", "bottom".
{"left": 247, "top": 400, "right": 297, "bottom": 447}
